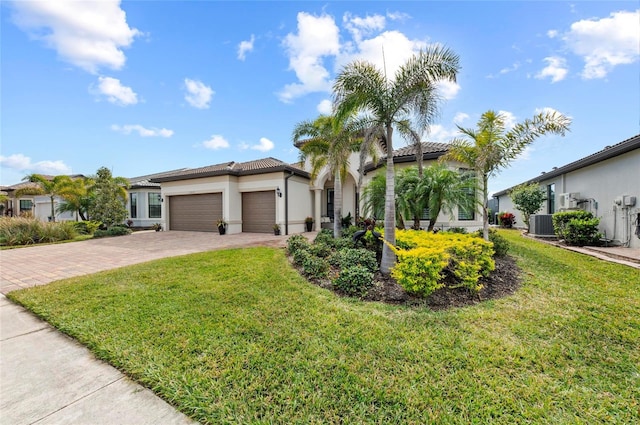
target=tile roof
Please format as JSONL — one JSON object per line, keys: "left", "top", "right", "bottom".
{"left": 150, "top": 157, "right": 309, "bottom": 183}
{"left": 364, "top": 141, "right": 451, "bottom": 172}
{"left": 128, "top": 168, "right": 190, "bottom": 188}
{"left": 493, "top": 134, "right": 640, "bottom": 197}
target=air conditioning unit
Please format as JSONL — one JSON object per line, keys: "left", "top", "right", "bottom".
{"left": 558, "top": 192, "right": 580, "bottom": 209}
{"left": 530, "top": 214, "right": 555, "bottom": 236}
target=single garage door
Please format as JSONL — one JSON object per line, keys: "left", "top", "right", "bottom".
{"left": 242, "top": 191, "right": 275, "bottom": 233}
{"left": 169, "top": 193, "right": 222, "bottom": 232}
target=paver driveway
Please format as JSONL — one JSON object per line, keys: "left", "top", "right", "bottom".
{"left": 0, "top": 230, "right": 296, "bottom": 294}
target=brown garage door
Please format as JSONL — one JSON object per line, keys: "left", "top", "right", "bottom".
{"left": 169, "top": 193, "right": 222, "bottom": 232}
{"left": 242, "top": 191, "right": 275, "bottom": 233}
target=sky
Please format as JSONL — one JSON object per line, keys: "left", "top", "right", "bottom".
{"left": 1, "top": 1, "right": 638, "bottom": 195}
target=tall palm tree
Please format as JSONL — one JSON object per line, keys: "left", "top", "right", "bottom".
{"left": 293, "top": 114, "right": 362, "bottom": 237}
{"left": 441, "top": 110, "right": 571, "bottom": 240}
{"left": 333, "top": 46, "right": 460, "bottom": 274}
{"left": 56, "top": 176, "right": 94, "bottom": 221}
{"left": 16, "top": 174, "right": 74, "bottom": 222}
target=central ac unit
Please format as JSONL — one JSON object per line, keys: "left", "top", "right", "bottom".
{"left": 530, "top": 214, "right": 555, "bottom": 236}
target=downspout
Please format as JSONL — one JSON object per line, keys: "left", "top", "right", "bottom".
{"left": 284, "top": 170, "right": 294, "bottom": 235}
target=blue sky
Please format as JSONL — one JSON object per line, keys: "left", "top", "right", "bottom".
{"left": 1, "top": 1, "right": 638, "bottom": 195}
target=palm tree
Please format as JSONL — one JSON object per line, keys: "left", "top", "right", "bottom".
{"left": 16, "top": 174, "right": 74, "bottom": 222}
{"left": 333, "top": 46, "right": 460, "bottom": 274}
{"left": 441, "top": 110, "right": 571, "bottom": 240}
{"left": 56, "top": 177, "right": 94, "bottom": 221}
{"left": 395, "top": 167, "right": 423, "bottom": 230}
{"left": 420, "top": 164, "right": 476, "bottom": 231}
{"left": 292, "top": 114, "right": 362, "bottom": 237}
{"left": 360, "top": 171, "right": 386, "bottom": 221}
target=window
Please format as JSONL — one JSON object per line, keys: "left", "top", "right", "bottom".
{"left": 130, "top": 193, "right": 138, "bottom": 218}
{"left": 19, "top": 200, "right": 33, "bottom": 213}
{"left": 458, "top": 169, "right": 475, "bottom": 221}
{"left": 547, "top": 184, "right": 555, "bottom": 214}
{"left": 148, "top": 193, "right": 162, "bottom": 218}
{"left": 327, "top": 189, "right": 334, "bottom": 219}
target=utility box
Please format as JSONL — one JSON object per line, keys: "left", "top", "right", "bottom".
{"left": 530, "top": 214, "right": 555, "bottom": 236}
{"left": 623, "top": 196, "right": 637, "bottom": 206}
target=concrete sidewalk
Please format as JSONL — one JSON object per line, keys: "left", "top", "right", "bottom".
{"left": 0, "top": 231, "right": 312, "bottom": 424}
{"left": 0, "top": 294, "right": 195, "bottom": 425}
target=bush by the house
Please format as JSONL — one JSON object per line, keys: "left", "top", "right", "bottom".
{"left": 498, "top": 212, "right": 516, "bottom": 228}
{"left": 552, "top": 211, "right": 601, "bottom": 246}
{"left": 475, "top": 228, "right": 510, "bottom": 257}
{"left": 330, "top": 248, "right": 378, "bottom": 273}
{"left": 93, "top": 226, "right": 132, "bottom": 238}
{"left": 314, "top": 229, "right": 335, "bottom": 246}
{"left": 333, "top": 265, "right": 374, "bottom": 296}
{"left": 0, "top": 217, "right": 78, "bottom": 246}
{"left": 74, "top": 221, "right": 102, "bottom": 235}
{"left": 296, "top": 249, "right": 330, "bottom": 279}
{"left": 286, "top": 234, "right": 309, "bottom": 256}
{"left": 389, "top": 230, "right": 495, "bottom": 297}
{"left": 309, "top": 242, "right": 333, "bottom": 258}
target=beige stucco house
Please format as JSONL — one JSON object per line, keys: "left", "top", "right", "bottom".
{"left": 493, "top": 134, "right": 640, "bottom": 249}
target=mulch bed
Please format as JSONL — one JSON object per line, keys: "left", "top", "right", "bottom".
{"left": 301, "top": 255, "right": 521, "bottom": 310}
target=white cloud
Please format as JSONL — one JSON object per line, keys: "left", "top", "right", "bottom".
{"left": 202, "top": 135, "right": 229, "bottom": 150}
{"left": 498, "top": 110, "right": 517, "bottom": 129}
{"left": 562, "top": 10, "right": 639, "bottom": 79}
{"left": 10, "top": 0, "right": 140, "bottom": 74}
{"left": 343, "top": 12, "right": 386, "bottom": 43}
{"left": 237, "top": 34, "right": 255, "bottom": 61}
{"left": 435, "top": 80, "right": 461, "bottom": 100}
{"left": 251, "top": 137, "right": 275, "bottom": 152}
{"left": 317, "top": 99, "right": 333, "bottom": 115}
{"left": 0, "top": 153, "right": 71, "bottom": 174}
{"left": 111, "top": 124, "right": 173, "bottom": 138}
{"left": 547, "top": 29, "right": 559, "bottom": 39}
{"left": 386, "top": 11, "right": 411, "bottom": 22}
{"left": 535, "top": 56, "right": 568, "bottom": 83}
{"left": 93, "top": 76, "right": 138, "bottom": 105}
{"left": 453, "top": 112, "right": 469, "bottom": 124}
{"left": 184, "top": 78, "right": 214, "bottom": 109}
{"left": 278, "top": 12, "right": 340, "bottom": 102}
{"left": 425, "top": 124, "right": 459, "bottom": 143}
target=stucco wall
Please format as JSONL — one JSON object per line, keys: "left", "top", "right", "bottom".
{"left": 495, "top": 148, "right": 640, "bottom": 248}
{"left": 127, "top": 189, "right": 162, "bottom": 228}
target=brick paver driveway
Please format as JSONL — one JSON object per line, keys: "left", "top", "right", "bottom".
{"left": 0, "top": 231, "right": 300, "bottom": 294}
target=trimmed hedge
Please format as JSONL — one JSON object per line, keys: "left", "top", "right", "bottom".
{"left": 552, "top": 211, "right": 601, "bottom": 246}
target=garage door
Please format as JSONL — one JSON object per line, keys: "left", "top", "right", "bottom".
{"left": 169, "top": 193, "right": 222, "bottom": 232}
{"left": 242, "top": 191, "right": 275, "bottom": 233}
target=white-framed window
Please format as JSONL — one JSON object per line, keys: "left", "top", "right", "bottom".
{"left": 130, "top": 193, "right": 138, "bottom": 218}
{"left": 148, "top": 193, "right": 162, "bottom": 218}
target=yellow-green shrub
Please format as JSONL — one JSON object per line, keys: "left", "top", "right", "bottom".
{"left": 388, "top": 230, "right": 495, "bottom": 297}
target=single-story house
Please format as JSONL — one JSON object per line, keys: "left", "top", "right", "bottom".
{"left": 493, "top": 134, "right": 640, "bottom": 249}
{"left": 127, "top": 169, "right": 188, "bottom": 228}
{"left": 150, "top": 158, "right": 312, "bottom": 234}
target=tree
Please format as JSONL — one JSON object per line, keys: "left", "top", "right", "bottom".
{"left": 16, "top": 174, "right": 74, "bottom": 222}
{"left": 88, "top": 167, "right": 129, "bottom": 228}
{"left": 420, "top": 164, "right": 476, "bottom": 231}
{"left": 333, "top": 47, "right": 460, "bottom": 275}
{"left": 441, "top": 110, "right": 571, "bottom": 241}
{"left": 56, "top": 177, "right": 94, "bottom": 221}
{"left": 510, "top": 182, "right": 546, "bottom": 230}
{"left": 360, "top": 171, "right": 386, "bottom": 221}
{"left": 293, "top": 114, "right": 362, "bottom": 238}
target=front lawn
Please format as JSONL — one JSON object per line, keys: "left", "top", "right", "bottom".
{"left": 8, "top": 231, "right": 639, "bottom": 424}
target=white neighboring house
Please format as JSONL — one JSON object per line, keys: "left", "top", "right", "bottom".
{"left": 492, "top": 134, "right": 640, "bottom": 249}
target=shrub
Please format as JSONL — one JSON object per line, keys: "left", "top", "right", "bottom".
{"left": 474, "top": 229, "right": 510, "bottom": 257}
{"left": 309, "top": 242, "right": 333, "bottom": 258}
{"left": 498, "top": 212, "right": 516, "bottom": 228}
{"left": 299, "top": 250, "right": 330, "bottom": 279}
{"left": 93, "top": 226, "right": 132, "bottom": 238}
{"left": 314, "top": 229, "right": 335, "bottom": 246}
{"left": 0, "top": 217, "right": 78, "bottom": 246}
{"left": 333, "top": 265, "right": 374, "bottom": 297}
{"left": 553, "top": 211, "right": 601, "bottom": 246}
{"left": 74, "top": 221, "right": 102, "bottom": 235}
{"left": 389, "top": 230, "right": 495, "bottom": 297}
{"left": 330, "top": 248, "right": 378, "bottom": 273}
{"left": 287, "top": 234, "right": 310, "bottom": 255}
{"left": 446, "top": 227, "right": 468, "bottom": 234}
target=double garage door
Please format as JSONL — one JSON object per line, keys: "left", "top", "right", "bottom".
{"left": 168, "top": 191, "right": 275, "bottom": 233}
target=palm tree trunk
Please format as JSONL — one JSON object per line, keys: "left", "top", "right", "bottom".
{"left": 380, "top": 125, "right": 396, "bottom": 275}
{"left": 50, "top": 195, "right": 56, "bottom": 222}
{"left": 482, "top": 174, "right": 489, "bottom": 241}
{"left": 334, "top": 171, "right": 343, "bottom": 238}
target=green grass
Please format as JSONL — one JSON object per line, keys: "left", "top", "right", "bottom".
{"left": 8, "top": 230, "right": 640, "bottom": 424}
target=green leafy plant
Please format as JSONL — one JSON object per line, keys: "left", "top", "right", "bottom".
{"left": 475, "top": 228, "right": 510, "bottom": 257}
{"left": 93, "top": 226, "right": 132, "bottom": 238}
{"left": 498, "top": 212, "right": 516, "bottom": 228}
{"left": 286, "top": 234, "right": 309, "bottom": 256}
{"left": 553, "top": 211, "right": 601, "bottom": 246}
{"left": 333, "top": 265, "right": 374, "bottom": 297}
{"left": 330, "top": 248, "right": 378, "bottom": 273}
{"left": 510, "top": 183, "right": 546, "bottom": 230}
{"left": 73, "top": 221, "right": 102, "bottom": 235}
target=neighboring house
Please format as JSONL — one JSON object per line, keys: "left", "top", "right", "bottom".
{"left": 493, "top": 134, "right": 640, "bottom": 249}
{"left": 150, "top": 158, "right": 311, "bottom": 234}
{"left": 1, "top": 176, "right": 83, "bottom": 222}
